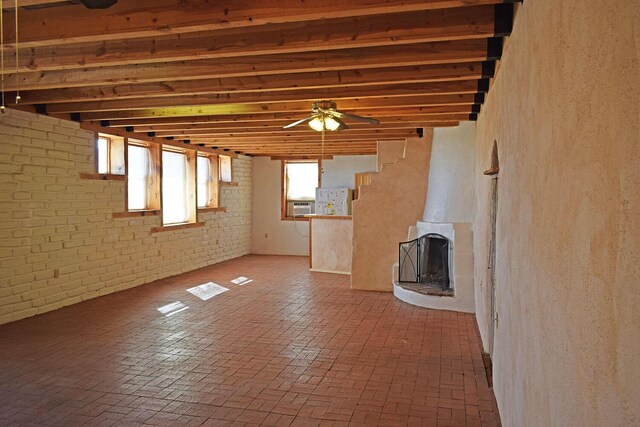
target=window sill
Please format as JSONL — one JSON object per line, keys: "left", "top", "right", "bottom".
{"left": 198, "top": 207, "right": 226, "bottom": 213}
{"left": 220, "top": 181, "right": 239, "bottom": 187}
{"left": 281, "top": 216, "right": 310, "bottom": 222}
{"left": 79, "top": 172, "right": 125, "bottom": 181}
{"left": 112, "top": 210, "right": 160, "bottom": 219}
{"left": 151, "top": 222, "right": 204, "bottom": 233}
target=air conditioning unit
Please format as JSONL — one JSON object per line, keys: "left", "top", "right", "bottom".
{"left": 292, "top": 201, "right": 313, "bottom": 217}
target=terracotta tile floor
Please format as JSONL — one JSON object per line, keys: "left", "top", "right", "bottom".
{"left": 0, "top": 255, "right": 500, "bottom": 426}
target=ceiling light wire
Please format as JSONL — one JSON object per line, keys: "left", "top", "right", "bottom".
{"left": 1, "top": 3, "right": 5, "bottom": 113}
{"left": 14, "top": 0, "right": 19, "bottom": 104}
{"left": 321, "top": 125, "right": 325, "bottom": 177}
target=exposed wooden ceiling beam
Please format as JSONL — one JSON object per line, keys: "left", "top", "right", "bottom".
{"left": 1, "top": 0, "right": 64, "bottom": 8}
{"left": 2, "top": 39, "right": 494, "bottom": 91}
{"left": 72, "top": 94, "right": 478, "bottom": 120}
{"left": 96, "top": 107, "right": 474, "bottom": 126}
{"left": 168, "top": 132, "right": 420, "bottom": 141}
{"left": 4, "top": 6, "right": 496, "bottom": 73}
{"left": 16, "top": 63, "right": 486, "bottom": 105}
{"left": 2, "top": 0, "right": 509, "bottom": 47}
{"left": 135, "top": 117, "right": 468, "bottom": 133}
{"left": 78, "top": 123, "right": 238, "bottom": 158}
{"left": 44, "top": 81, "right": 481, "bottom": 113}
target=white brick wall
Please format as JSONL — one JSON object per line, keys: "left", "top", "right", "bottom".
{"left": 0, "top": 109, "right": 252, "bottom": 325}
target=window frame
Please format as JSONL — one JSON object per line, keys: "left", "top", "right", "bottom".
{"left": 197, "top": 153, "right": 220, "bottom": 210}
{"left": 125, "top": 139, "right": 161, "bottom": 212}
{"left": 161, "top": 146, "right": 197, "bottom": 226}
{"left": 280, "top": 160, "right": 321, "bottom": 221}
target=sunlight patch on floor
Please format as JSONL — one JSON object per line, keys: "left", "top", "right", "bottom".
{"left": 187, "top": 282, "right": 229, "bottom": 300}
{"left": 157, "top": 301, "right": 189, "bottom": 316}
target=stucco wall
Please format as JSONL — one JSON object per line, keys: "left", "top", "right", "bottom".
{"left": 322, "top": 155, "right": 376, "bottom": 189}
{"left": 352, "top": 134, "right": 433, "bottom": 291}
{"left": 473, "top": 1, "right": 639, "bottom": 426}
{"left": 251, "top": 155, "right": 376, "bottom": 256}
{"left": 424, "top": 122, "right": 476, "bottom": 223}
{"left": 0, "top": 109, "right": 252, "bottom": 325}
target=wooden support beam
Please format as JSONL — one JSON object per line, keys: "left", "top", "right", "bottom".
{"left": 1, "top": 0, "right": 63, "bottom": 8}
{"left": 2, "top": 40, "right": 491, "bottom": 91}
{"left": 73, "top": 94, "right": 477, "bottom": 120}
{"left": 2, "top": 0, "right": 508, "bottom": 47}
{"left": 15, "top": 64, "right": 483, "bottom": 105}
{"left": 44, "top": 81, "right": 480, "bottom": 113}
{"left": 169, "top": 132, "right": 418, "bottom": 142}
{"left": 96, "top": 107, "right": 473, "bottom": 126}
{"left": 139, "top": 117, "right": 468, "bottom": 134}
{"left": 80, "top": 123, "right": 238, "bottom": 158}
{"left": 4, "top": 7, "right": 495, "bottom": 73}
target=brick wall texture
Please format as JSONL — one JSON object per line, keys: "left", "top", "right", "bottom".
{"left": 0, "top": 109, "right": 252, "bottom": 325}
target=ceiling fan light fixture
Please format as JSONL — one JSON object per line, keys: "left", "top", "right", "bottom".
{"left": 308, "top": 116, "right": 325, "bottom": 132}
{"left": 308, "top": 115, "right": 345, "bottom": 132}
{"left": 324, "top": 116, "right": 343, "bottom": 131}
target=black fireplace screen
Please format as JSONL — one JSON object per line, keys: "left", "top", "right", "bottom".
{"left": 399, "top": 233, "right": 450, "bottom": 290}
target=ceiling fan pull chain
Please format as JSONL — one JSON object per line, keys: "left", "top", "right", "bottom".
{"left": 321, "top": 126, "right": 325, "bottom": 176}
{"left": 14, "top": 0, "right": 20, "bottom": 104}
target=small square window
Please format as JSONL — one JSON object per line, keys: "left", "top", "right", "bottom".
{"left": 96, "top": 134, "right": 125, "bottom": 175}
{"left": 197, "top": 155, "right": 219, "bottom": 208}
{"left": 219, "top": 155, "right": 232, "bottom": 183}
{"left": 281, "top": 161, "right": 320, "bottom": 220}
{"left": 127, "top": 140, "right": 160, "bottom": 211}
{"left": 162, "top": 148, "right": 196, "bottom": 225}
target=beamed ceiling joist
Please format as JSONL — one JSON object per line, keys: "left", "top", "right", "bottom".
{"left": 44, "top": 81, "right": 483, "bottom": 114}
{"left": 15, "top": 64, "right": 486, "bottom": 105}
{"left": 3, "top": 39, "right": 498, "bottom": 91}
{"left": 4, "top": 1, "right": 514, "bottom": 156}
{"left": 97, "top": 108, "right": 476, "bottom": 127}
{"left": 2, "top": 6, "right": 504, "bottom": 73}
{"left": 2, "top": 0, "right": 513, "bottom": 47}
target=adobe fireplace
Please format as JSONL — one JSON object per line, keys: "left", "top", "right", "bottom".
{"left": 398, "top": 233, "right": 451, "bottom": 291}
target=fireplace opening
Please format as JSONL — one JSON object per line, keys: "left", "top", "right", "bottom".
{"left": 399, "top": 233, "right": 451, "bottom": 294}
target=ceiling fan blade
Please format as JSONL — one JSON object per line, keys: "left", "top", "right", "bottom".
{"left": 80, "top": 0, "right": 118, "bottom": 8}
{"left": 332, "top": 110, "right": 380, "bottom": 125}
{"left": 283, "top": 115, "right": 315, "bottom": 129}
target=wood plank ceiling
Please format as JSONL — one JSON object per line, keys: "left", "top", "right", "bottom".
{"left": 2, "top": 0, "right": 515, "bottom": 157}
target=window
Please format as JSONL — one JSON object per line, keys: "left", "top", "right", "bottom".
{"left": 127, "top": 141, "right": 160, "bottom": 211}
{"left": 197, "top": 154, "right": 219, "bottom": 208}
{"left": 219, "top": 155, "right": 232, "bottom": 183}
{"left": 281, "top": 161, "right": 320, "bottom": 220}
{"left": 96, "top": 134, "right": 125, "bottom": 175}
{"left": 162, "top": 148, "right": 196, "bottom": 225}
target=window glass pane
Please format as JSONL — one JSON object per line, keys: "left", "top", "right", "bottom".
{"left": 128, "top": 145, "right": 150, "bottom": 210}
{"left": 286, "top": 162, "right": 318, "bottom": 200}
{"left": 197, "top": 156, "right": 210, "bottom": 208}
{"left": 110, "top": 138, "right": 125, "bottom": 175}
{"left": 219, "top": 155, "right": 232, "bottom": 182}
{"left": 97, "top": 137, "right": 109, "bottom": 174}
{"left": 163, "top": 151, "right": 189, "bottom": 224}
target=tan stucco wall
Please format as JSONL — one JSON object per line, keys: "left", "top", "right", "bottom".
{"left": 310, "top": 217, "right": 352, "bottom": 274}
{"left": 376, "top": 139, "right": 406, "bottom": 172}
{"left": 473, "top": 1, "right": 639, "bottom": 425}
{"left": 351, "top": 134, "right": 433, "bottom": 291}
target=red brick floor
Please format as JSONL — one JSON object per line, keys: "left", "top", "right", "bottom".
{"left": 0, "top": 255, "right": 500, "bottom": 426}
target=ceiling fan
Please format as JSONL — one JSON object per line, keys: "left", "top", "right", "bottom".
{"left": 283, "top": 101, "right": 380, "bottom": 132}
